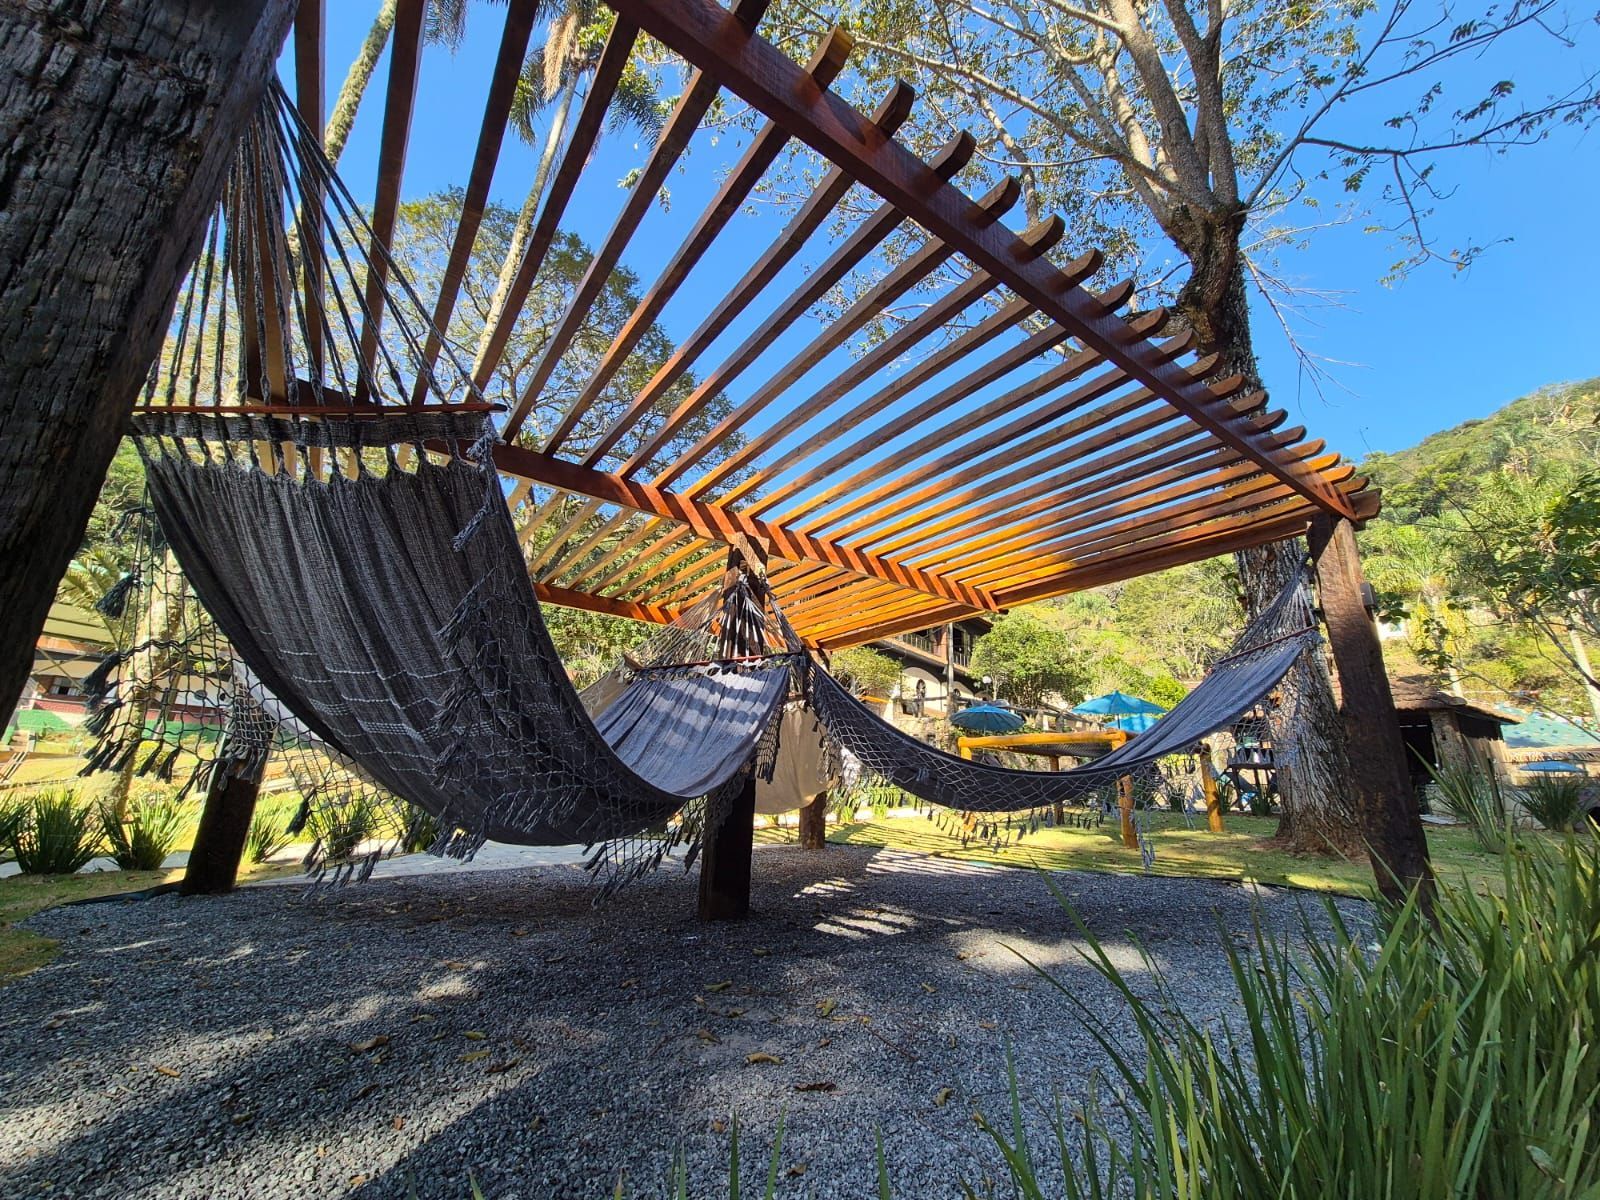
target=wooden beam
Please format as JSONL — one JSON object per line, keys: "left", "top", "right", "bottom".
{"left": 553, "top": 27, "right": 854, "bottom": 451}
{"left": 491, "top": 441, "right": 999, "bottom": 611}
{"left": 616, "top": 131, "right": 979, "bottom": 479}
{"left": 470, "top": 16, "right": 641, "bottom": 390}
{"left": 608, "top": 0, "right": 1356, "bottom": 520}
{"left": 292, "top": 0, "right": 326, "bottom": 382}
{"left": 354, "top": 0, "right": 425, "bottom": 402}
{"left": 534, "top": 580, "right": 680, "bottom": 627}
{"left": 1308, "top": 514, "right": 1433, "bottom": 908}
{"left": 408, "top": 0, "right": 537, "bottom": 404}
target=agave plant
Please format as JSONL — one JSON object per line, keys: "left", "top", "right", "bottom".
{"left": 1519, "top": 775, "right": 1586, "bottom": 832}
{"left": 245, "top": 809, "right": 293, "bottom": 864}
{"left": 8, "top": 791, "right": 103, "bottom": 875}
{"left": 100, "top": 796, "right": 186, "bottom": 870}
{"left": 1427, "top": 757, "right": 1517, "bottom": 853}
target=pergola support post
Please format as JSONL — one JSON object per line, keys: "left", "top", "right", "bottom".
{"left": 1198, "top": 742, "right": 1224, "bottom": 832}
{"left": 180, "top": 762, "right": 262, "bottom": 896}
{"left": 697, "top": 534, "right": 771, "bottom": 920}
{"left": 1306, "top": 516, "right": 1434, "bottom": 908}
{"left": 798, "top": 792, "right": 828, "bottom": 849}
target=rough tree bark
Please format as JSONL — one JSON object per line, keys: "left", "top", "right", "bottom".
{"left": 1173, "top": 236, "right": 1364, "bottom": 856}
{"left": 0, "top": 0, "right": 295, "bottom": 717}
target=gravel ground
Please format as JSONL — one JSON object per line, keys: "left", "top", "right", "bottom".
{"left": 1, "top": 844, "right": 1366, "bottom": 1199}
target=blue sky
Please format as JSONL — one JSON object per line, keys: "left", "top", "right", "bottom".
{"left": 286, "top": 3, "right": 1598, "bottom": 466}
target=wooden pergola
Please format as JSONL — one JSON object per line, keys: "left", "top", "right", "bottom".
{"left": 279, "top": 0, "right": 1373, "bottom": 655}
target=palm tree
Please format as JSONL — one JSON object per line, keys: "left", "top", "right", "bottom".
{"left": 475, "top": 1, "right": 664, "bottom": 365}
{"left": 322, "top": 0, "right": 500, "bottom": 166}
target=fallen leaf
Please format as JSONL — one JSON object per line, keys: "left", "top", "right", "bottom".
{"left": 458, "top": 1050, "right": 490, "bottom": 1064}
{"left": 392, "top": 1116, "right": 405, "bottom": 1130}
{"left": 619, "top": 978, "right": 638, "bottom": 989}
{"left": 350, "top": 1035, "right": 390, "bottom": 1054}
{"left": 349, "top": 1175, "right": 367, "bottom": 1187}
{"left": 956, "top": 950, "right": 972, "bottom": 961}
{"left": 543, "top": 954, "right": 565, "bottom": 965}
{"left": 153, "top": 1065, "right": 180, "bottom": 1079}
{"left": 794, "top": 1081, "right": 837, "bottom": 1093}
{"left": 353, "top": 1083, "right": 380, "bottom": 1101}
{"left": 463, "top": 1031, "right": 486, "bottom": 1041}
{"left": 706, "top": 980, "right": 733, "bottom": 993}
{"left": 487, "top": 1059, "right": 520, "bottom": 1075}
{"left": 745, "top": 1052, "right": 783, "bottom": 1065}
{"left": 816, "top": 997, "right": 837, "bottom": 1018}
{"left": 443, "top": 960, "right": 468, "bottom": 970}
{"left": 934, "top": 1087, "right": 954, "bottom": 1108}
{"left": 752, "top": 947, "right": 771, "bottom": 957}
{"left": 529, "top": 1115, "right": 546, "bottom": 1132}
{"left": 817, "top": 1036, "right": 832, "bottom": 1048}
{"left": 510, "top": 928, "right": 529, "bottom": 937}
{"left": 231, "top": 1112, "right": 253, "bottom": 1126}
{"left": 920, "top": 982, "right": 936, "bottom": 994}
{"left": 722, "top": 1007, "right": 746, "bottom": 1019}
{"left": 978, "top": 1020, "right": 997, "bottom": 1031}
{"left": 787, "top": 1164, "right": 808, "bottom": 1178}
{"left": 710, "top": 1119, "right": 727, "bottom": 1134}
{"left": 410, "top": 1014, "right": 436, "bottom": 1024}
{"left": 696, "top": 1028, "right": 720, "bottom": 1044}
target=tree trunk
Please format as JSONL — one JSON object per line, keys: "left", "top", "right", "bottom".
{"left": 798, "top": 792, "right": 828, "bottom": 849}
{"left": 180, "top": 759, "right": 262, "bottom": 896}
{"left": 322, "top": 0, "right": 398, "bottom": 165}
{"left": 0, "top": 0, "right": 296, "bottom": 719}
{"left": 1308, "top": 515, "right": 1433, "bottom": 908}
{"left": 1174, "top": 233, "right": 1362, "bottom": 856}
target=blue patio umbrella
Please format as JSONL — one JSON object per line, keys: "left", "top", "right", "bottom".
{"left": 1109, "top": 711, "right": 1160, "bottom": 734}
{"left": 950, "top": 703, "right": 1026, "bottom": 734}
{"left": 1073, "top": 690, "right": 1167, "bottom": 718}
{"left": 1519, "top": 760, "right": 1585, "bottom": 774}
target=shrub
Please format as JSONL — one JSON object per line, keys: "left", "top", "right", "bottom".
{"left": 1427, "top": 757, "right": 1515, "bottom": 852}
{"left": 401, "top": 804, "right": 441, "bottom": 854}
{"left": 245, "top": 809, "right": 292, "bottom": 864}
{"left": 311, "top": 796, "right": 377, "bottom": 861}
{"left": 1520, "top": 775, "right": 1586, "bottom": 831}
{"left": 980, "top": 843, "right": 1600, "bottom": 1198}
{"left": 99, "top": 797, "right": 186, "bottom": 870}
{"left": 0, "top": 803, "right": 22, "bottom": 862}
{"left": 7, "top": 791, "right": 103, "bottom": 875}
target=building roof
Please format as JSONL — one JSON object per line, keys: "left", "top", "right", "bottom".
{"left": 1387, "top": 677, "right": 1517, "bottom": 725}
{"left": 1496, "top": 706, "right": 1600, "bottom": 753}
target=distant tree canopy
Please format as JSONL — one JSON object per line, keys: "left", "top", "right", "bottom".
{"left": 969, "top": 611, "right": 1090, "bottom": 709}
{"left": 829, "top": 645, "right": 903, "bottom": 698}
{"left": 1358, "top": 377, "right": 1600, "bottom": 713}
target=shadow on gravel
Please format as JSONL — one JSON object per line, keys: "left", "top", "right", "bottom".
{"left": 0, "top": 845, "right": 1348, "bottom": 1199}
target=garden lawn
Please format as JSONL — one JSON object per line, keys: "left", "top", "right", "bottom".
{"left": 759, "top": 810, "right": 1541, "bottom": 897}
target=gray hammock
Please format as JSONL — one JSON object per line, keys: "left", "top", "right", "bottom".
{"left": 133, "top": 408, "right": 796, "bottom": 860}
{"left": 809, "top": 575, "right": 1318, "bottom": 814}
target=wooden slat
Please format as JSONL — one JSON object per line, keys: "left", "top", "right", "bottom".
{"left": 610, "top": 0, "right": 1356, "bottom": 520}
{"left": 492, "top": 441, "right": 1000, "bottom": 611}
{"left": 510, "top": 54, "right": 734, "bottom": 442}
{"left": 552, "top": 28, "right": 853, "bottom": 453}
{"left": 354, "top": 0, "right": 425, "bottom": 403}
{"left": 860, "top": 408, "right": 1290, "bottom": 561}
{"left": 585, "top": 524, "right": 694, "bottom": 594}
{"left": 407, "top": 1, "right": 537, "bottom": 405}
{"left": 926, "top": 441, "right": 1331, "bottom": 578}
{"left": 544, "top": 510, "right": 636, "bottom": 584}
{"left": 469, "top": 16, "right": 642, "bottom": 390}
{"left": 292, "top": 0, "right": 326, "bottom": 384}
{"left": 810, "top": 598, "right": 975, "bottom": 647}
{"left": 616, "top": 131, "right": 979, "bottom": 479}
{"left": 679, "top": 216, "right": 1076, "bottom": 502}
{"left": 527, "top": 497, "right": 604, "bottom": 576}
{"left": 787, "top": 343, "right": 1215, "bottom": 543}
{"left": 748, "top": 310, "right": 1169, "bottom": 524}
{"left": 578, "top": 81, "right": 916, "bottom": 470}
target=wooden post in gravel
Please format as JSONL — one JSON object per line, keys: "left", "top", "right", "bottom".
{"left": 1307, "top": 516, "right": 1434, "bottom": 909}
{"left": 0, "top": 0, "right": 295, "bottom": 716}
{"left": 1198, "top": 743, "right": 1224, "bottom": 832}
{"left": 180, "top": 760, "right": 263, "bottom": 896}
{"left": 798, "top": 792, "right": 828, "bottom": 850}
{"left": 699, "top": 535, "right": 770, "bottom": 920}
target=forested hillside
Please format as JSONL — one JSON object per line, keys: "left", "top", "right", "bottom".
{"left": 1357, "top": 377, "right": 1600, "bottom": 716}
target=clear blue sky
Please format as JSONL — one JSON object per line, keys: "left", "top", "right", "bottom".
{"left": 285, "top": 3, "right": 1599, "bottom": 465}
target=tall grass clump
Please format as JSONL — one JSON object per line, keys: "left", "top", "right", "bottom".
{"left": 981, "top": 843, "right": 1600, "bottom": 1198}
{"left": 311, "top": 796, "right": 378, "bottom": 861}
{"left": 1519, "top": 775, "right": 1587, "bottom": 832}
{"left": 0, "top": 803, "right": 23, "bottom": 861}
{"left": 6, "top": 791, "right": 103, "bottom": 875}
{"left": 245, "top": 809, "right": 292, "bottom": 864}
{"left": 100, "top": 796, "right": 186, "bottom": 870}
{"left": 1428, "top": 758, "right": 1517, "bottom": 852}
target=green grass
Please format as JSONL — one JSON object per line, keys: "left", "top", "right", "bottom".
{"left": 758, "top": 810, "right": 1547, "bottom": 897}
